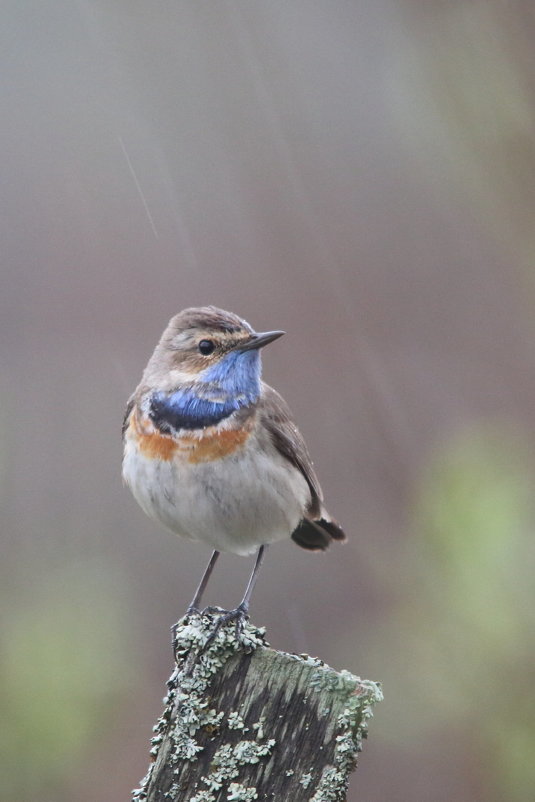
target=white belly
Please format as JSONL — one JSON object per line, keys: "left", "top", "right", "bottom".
{"left": 122, "top": 436, "right": 309, "bottom": 556}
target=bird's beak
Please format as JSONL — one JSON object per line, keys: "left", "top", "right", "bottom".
{"left": 235, "top": 330, "right": 285, "bottom": 352}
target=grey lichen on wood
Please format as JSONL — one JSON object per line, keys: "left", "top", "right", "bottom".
{"left": 132, "top": 612, "right": 382, "bottom": 802}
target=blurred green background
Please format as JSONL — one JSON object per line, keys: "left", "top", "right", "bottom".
{"left": 2, "top": 2, "right": 535, "bottom": 800}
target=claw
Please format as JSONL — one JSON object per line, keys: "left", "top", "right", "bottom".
{"left": 203, "top": 603, "right": 249, "bottom": 649}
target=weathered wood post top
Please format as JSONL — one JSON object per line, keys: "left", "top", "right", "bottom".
{"left": 132, "top": 612, "right": 382, "bottom": 802}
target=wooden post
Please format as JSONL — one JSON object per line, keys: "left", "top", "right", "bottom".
{"left": 132, "top": 612, "right": 382, "bottom": 802}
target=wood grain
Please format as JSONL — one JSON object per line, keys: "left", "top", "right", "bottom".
{"left": 132, "top": 613, "right": 382, "bottom": 802}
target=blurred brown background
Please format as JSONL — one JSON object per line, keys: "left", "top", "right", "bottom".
{"left": 2, "top": 2, "right": 535, "bottom": 800}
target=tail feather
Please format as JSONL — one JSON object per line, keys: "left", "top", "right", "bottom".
{"left": 291, "top": 517, "right": 346, "bottom": 551}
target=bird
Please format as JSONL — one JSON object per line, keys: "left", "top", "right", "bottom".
{"left": 122, "top": 306, "right": 346, "bottom": 630}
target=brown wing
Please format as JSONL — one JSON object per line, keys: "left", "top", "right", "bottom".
{"left": 259, "top": 384, "right": 346, "bottom": 550}
{"left": 259, "top": 383, "right": 323, "bottom": 516}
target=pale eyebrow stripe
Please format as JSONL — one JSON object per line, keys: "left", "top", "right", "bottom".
{"left": 170, "top": 331, "right": 195, "bottom": 349}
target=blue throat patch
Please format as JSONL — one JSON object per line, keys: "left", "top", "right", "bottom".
{"left": 150, "top": 349, "right": 261, "bottom": 432}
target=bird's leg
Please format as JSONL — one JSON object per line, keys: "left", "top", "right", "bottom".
{"left": 204, "top": 545, "right": 267, "bottom": 646}
{"left": 172, "top": 550, "right": 220, "bottom": 650}
{"left": 237, "top": 543, "right": 267, "bottom": 615}
{"left": 187, "top": 549, "right": 220, "bottom": 613}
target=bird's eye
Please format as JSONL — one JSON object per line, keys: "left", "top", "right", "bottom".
{"left": 198, "top": 339, "right": 215, "bottom": 355}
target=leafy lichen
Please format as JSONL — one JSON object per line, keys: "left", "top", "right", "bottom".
{"left": 132, "top": 613, "right": 267, "bottom": 802}
{"left": 309, "top": 677, "right": 384, "bottom": 802}
{"left": 227, "top": 711, "right": 245, "bottom": 730}
{"left": 193, "top": 738, "right": 276, "bottom": 800}
{"left": 300, "top": 772, "right": 313, "bottom": 788}
{"left": 132, "top": 615, "right": 382, "bottom": 802}
{"left": 227, "top": 783, "right": 258, "bottom": 801}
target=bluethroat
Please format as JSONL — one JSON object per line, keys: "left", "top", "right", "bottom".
{"left": 122, "top": 306, "right": 345, "bottom": 629}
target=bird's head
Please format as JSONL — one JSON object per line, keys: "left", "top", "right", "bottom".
{"left": 141, "top": 306, "right": 284, "bottom": 400}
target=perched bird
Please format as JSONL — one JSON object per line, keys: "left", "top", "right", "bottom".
{"left": 122, "top": 306, "right": 345, "bottom": 626}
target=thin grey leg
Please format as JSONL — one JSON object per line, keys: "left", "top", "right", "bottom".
{"left": 203, "top": 544, "right": 268, "bottom": 647}
{"left": 237, "top": 544, "right": 267, "bottom": 613}
{"left": 188, "top": 550, "right": 220, "bottom": 612}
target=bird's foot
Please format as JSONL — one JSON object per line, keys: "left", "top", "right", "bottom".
{"left": 171, "top": 604, "right": 250, "bottom": 661}
{"left": 202, "top": 603, "right": 249, "bottom": 649}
